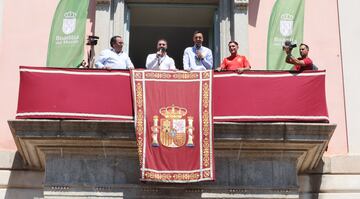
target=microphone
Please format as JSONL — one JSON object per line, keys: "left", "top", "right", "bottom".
{"left": 160, "top": 47, "right": 166, "bottom": 53}
{"left": 195, "top": 44, "right": 202, "bottom": 60}
{"left": 195, "top": 44, "right": 201, "bottom": 50}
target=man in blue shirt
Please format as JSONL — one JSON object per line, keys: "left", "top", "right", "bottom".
{"left": 183, "top": 31, "right": 213, "bottom": 71}
{"left": 95, "top": 36, "right": 134, "bottom": 70}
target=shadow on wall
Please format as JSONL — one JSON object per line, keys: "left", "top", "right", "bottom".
{"left": 299, "top": 159, "right": 324, "bottom": 199}
{"left": 249, "top": 0, "right": 260, "bottom": 27}
{"left": 4, "top": 151, "right": 44, "bottom": 199}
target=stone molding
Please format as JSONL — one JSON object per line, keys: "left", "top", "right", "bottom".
{"left": 96, "top": 0, "right": 111, "bottom": 4}
{"left": 233, "top": 0, "right": 249, "bottom": 11}
{"left": 8, "top": 119, "right": 335, "bottom": 198}
{"left": 9, "top": 120, "right": 335, "bottom": 173}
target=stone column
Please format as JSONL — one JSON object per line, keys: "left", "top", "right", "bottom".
{"left": 232, "top": 0, "right": 249, "bottom": 56}
{"left": 218, "top": 0, "right": 232, "bottom": 61}
{"left": 94, "top": 0, "right": 125, "bottom": 59}
{"left": 95, "top": 0, "right": 111, "bottom": 57}
{"left": 111, "top": 0, "right": 125, "bottom": 37}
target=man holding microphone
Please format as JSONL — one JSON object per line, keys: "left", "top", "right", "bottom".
{"left": 146, "top": 39, "right": 176, "bottom": 70}
{"left": 183, "top": 31, "right": 213, "bottom": 71}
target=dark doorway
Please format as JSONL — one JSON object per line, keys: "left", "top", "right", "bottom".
{"left": 128, "top": 4, "right": 215, "bottom": 70}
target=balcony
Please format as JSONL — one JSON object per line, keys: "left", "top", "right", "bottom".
{"left": 9, "top": 66, "right": 335, "bottom": 198}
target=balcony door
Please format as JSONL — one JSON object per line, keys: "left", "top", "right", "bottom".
{"left": 127, "top": 4, "right": 217, "bottom": 69}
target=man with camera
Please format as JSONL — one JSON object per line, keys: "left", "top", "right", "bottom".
{"left": 145, "top": 39, "right": 176, "bottom": 70}
{"left": 284, "top": 41, "right": 313, "bottom": 71}
{"left": 95, "top": 35, "right": 134, "bottom": 70}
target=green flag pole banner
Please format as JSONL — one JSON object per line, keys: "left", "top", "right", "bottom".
{"left": 266, "top": 0, "right": 305, "bottom": 70}
{"left": 47, "top": 0, "right": 89, "bottom": 68}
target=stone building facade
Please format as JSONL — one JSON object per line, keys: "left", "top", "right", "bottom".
{"left": 1, "top": 0, "right": 360, "bottom": 198}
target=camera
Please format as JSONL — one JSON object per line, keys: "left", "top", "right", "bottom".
{"left": 87, "top": 35, "right": 99, "bottom": 46}
{"left": 283, "top": 40, "right": 297, "bottom": 50}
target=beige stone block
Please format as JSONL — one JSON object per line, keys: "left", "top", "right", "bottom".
{"left": 328, "top": 155, "right": 360, "bottom": 173}
{"left": 301, "top": 193, "right": 360, "bottom": 199}
{"left": 0, "top": 188, "right": 43, "bottom": 199}
{"left": 0, "top": 170, "right": 43, "bottom": 188}
{"left": 299, "top": 174, "right": 360, "bottom": 193}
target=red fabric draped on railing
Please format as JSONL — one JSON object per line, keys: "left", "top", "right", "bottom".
{"left": 16, "top": 66, "right": 329, "bottom": 123}
{"left": 16, "top": 66, "right": 133, "bottom": 121}
{"left": 213, "top": 70, "right": 329, "bottom": 122}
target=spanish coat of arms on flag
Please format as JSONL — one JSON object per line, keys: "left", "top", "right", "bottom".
{"left": 131, "top": 70, "right": 214, "bottom": 183}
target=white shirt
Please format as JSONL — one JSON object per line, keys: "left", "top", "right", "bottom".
{"left": 145, "top": 53, "right": 176, "bottom": 70}
{"left": 183, "top": 46, "right": 213, "bottom": 70}
{"left": 95, "top": 48, "right": 134, "bottom": 69}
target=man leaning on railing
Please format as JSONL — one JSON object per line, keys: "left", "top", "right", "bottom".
{"left": 215, "top": 40, "right": 251, "bottom": 72}
{"left": 94, "top": 35, "right": 134, "bottom": 70}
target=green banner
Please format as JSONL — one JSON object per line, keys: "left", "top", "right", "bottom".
{"left": 266, "top": 0, "right": 305, "bottom": 70}
{"left": 47, "top": 0, "right": 89, "bottom": 68}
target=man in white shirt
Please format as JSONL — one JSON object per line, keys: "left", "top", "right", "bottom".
{"left": 95, "top": 36, "right": 134, "bottom": 70}
{"left": 146, "top": 39, "right": 176, "bottom": 70}
{"left": 183, "top": 31, "right": 213, "bottom": 71}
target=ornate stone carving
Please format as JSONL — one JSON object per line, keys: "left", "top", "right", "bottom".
{"left": 234, "top": 0, "right": 249, "bottom": 10}
{"left": 96, "top": 0, "right": 111, "bottom": 4}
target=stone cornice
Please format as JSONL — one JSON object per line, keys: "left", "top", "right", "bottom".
{"left": 234, "top": 0, "right": 249, "bottom": 10}
{"left": 96, "top": 0, "right": 111, "bottom": 4}
{"left": 9, "top": 119, "right": 335, "bottom": 173}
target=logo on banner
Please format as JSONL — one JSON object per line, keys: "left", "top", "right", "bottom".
{"left": 62, "top": 11, "right": 77, "bottom": 35}
{"left": 280, "top": 13, "right": 294, "bottom": 37}
{"left": 151, "top": 105, "right": 195, "bottom": 148}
